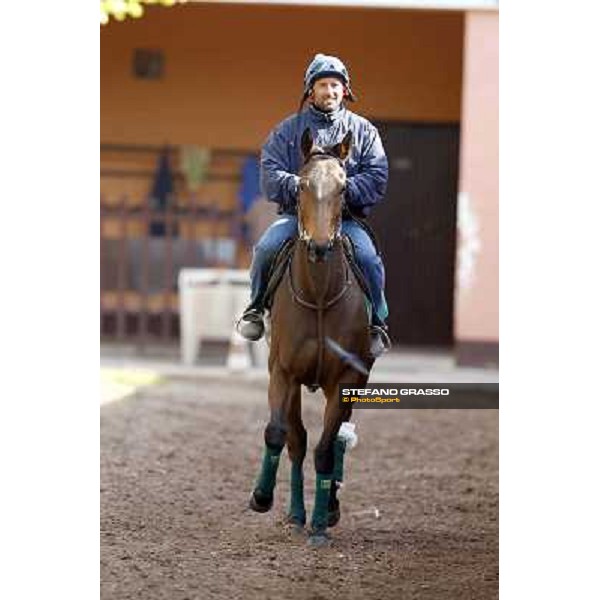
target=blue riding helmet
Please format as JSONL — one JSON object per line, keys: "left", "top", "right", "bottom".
{"left": 303, "top": 53, "right": 356, "bottom": 101}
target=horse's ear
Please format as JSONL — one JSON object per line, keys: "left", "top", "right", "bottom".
{"left": 334, "top": 130, "right": 353, "bottom": 161}
{"left": 301, "top": 128, "right": 313, "bottom": 161}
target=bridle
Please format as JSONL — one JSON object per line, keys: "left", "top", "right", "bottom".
{"left": 297, "top": 150, "right": 347, "bottom": 257}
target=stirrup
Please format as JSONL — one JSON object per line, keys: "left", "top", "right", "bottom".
{"left": 369, "top": 324, "right": 391, "bottom": 358}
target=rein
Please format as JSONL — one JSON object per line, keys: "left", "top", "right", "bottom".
{"left": 287, "top": 242, "right": 352, "bottom": 311}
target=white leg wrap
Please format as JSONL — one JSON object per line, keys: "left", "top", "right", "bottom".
{"left": 338, "top": 422, "right": 358, "bottom": 450}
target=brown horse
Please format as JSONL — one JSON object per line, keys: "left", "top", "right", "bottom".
{"left": 249, "top": 128, "right": 373, "bottom": 546}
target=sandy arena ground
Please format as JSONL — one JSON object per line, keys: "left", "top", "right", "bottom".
{"left": 101, "top": 376, "right": 498, "bottom": 599}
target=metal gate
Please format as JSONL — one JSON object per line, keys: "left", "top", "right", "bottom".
{"left": 100, "top": 144, "right": 251, "bottom": 347}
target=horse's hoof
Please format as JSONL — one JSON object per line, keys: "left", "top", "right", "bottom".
{"left": 248, "top": 489, "right": 273, "bottom": 513}
{"left": 285, "top": 515, "right": 306, "bottom": 535}
{"left": 285, "top": 521, "right": 306, "bottom": 536}
{"left": 307, "top": 531, "right": 332, "bottom": 548}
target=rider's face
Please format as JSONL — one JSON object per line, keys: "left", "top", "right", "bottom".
{"left": 310, "top": 78, "right": 345, "bottom": 112}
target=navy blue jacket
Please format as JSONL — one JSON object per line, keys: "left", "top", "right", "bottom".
{"left": 260, "top": 104, "right": 388, "bottom": 218}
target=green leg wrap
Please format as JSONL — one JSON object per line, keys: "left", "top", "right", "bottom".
{"left": 255, "top": 446, "right": 282, "bottom": 496}
{"left": 310, "top": 473, "right": 333, "bottom": 532}
{"left": 333, "top": 437, "right": 347, "bottom": 483}
{"left": 288, "top": 461, "right": 306, "bottom": 524}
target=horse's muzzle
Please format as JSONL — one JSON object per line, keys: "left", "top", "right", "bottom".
{"left": 307, "top": 239, "right": 334, "bottom": 263}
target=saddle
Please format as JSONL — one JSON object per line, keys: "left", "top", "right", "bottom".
{"left": 262, "top": 234, "right": 374, "bottom": 312}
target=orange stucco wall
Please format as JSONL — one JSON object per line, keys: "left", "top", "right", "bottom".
{"left": 455, "top": 10, "right": 499, "bottom": 344}
{"left": 101, "top": 3, "right": 464, "bottom": 149}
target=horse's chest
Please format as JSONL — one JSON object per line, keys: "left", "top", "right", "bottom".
{"left": 271, "top": 298, "right": 368, "bottom": 378}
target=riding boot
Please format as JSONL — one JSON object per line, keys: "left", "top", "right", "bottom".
{"left": 237, "top": 301, "right": 266, "bottom": 341}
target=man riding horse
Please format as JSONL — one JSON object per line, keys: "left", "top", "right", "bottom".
{"left": 238, "top": 53, "right": 391, "bottom": 357}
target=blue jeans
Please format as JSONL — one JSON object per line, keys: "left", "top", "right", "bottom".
{"left": 249, "top": 215, "right": 388, "bottom": 323}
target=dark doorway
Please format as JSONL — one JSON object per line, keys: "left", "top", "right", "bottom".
{"left": 370, "top": 121, "right": 460, "bottom": 347}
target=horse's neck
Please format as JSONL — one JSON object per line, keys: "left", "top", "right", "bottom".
{"left": 292, "top": 241, "right": 346, "bottom": 304}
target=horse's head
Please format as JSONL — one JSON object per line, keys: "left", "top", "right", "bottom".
{"left": 298, "top": 127, "right": 352, "bottom": 262}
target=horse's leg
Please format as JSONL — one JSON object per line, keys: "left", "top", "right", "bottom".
{"left": 328, "top": 410, "right": 352, "bottom": 528}
{"left": 285, "top": 386, "right": 307, "bottom": 529}
{"left": 327, "top": 371, "right": 366, "bottom": 528}
{"left": 249, "top": 366, "right": 294, "bottom": 513}
{"left": 307, "top": 390, "right": 351, "bottom": 545}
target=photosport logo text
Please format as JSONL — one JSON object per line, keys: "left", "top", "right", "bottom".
{"left": 337, "top": 383, "right": 499, "bottom": 409}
